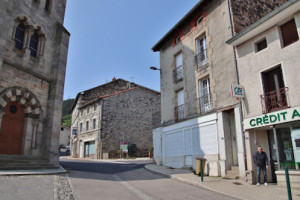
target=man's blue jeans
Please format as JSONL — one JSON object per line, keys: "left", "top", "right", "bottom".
{"left": 257, "top": 166, "right": 267, "bottom": 184}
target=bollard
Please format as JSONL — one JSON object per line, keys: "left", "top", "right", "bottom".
{"left": 200, "top": 159, "right": 203, "bottom": 182}
{"left": 285, "top": 167, "right": 292, "bottom": 200}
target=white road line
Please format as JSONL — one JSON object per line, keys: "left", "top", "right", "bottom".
{"left": 112, "top": 174, "right": 155, "bottom": 200}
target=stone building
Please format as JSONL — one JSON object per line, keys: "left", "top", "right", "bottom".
{"left": 227, "top": 0, "right": 300, "bottom": 187}
{"left": 70, "top": 79, "right": 161, "bottom": 159}
{"left": 0, "top": 0, "right": 70, "bottom": 169}
{"left": 59, "top": 126, "right": 70, "bottom": 148}
{"left": 152, "top": 0, "right": 287, "bottom": 178}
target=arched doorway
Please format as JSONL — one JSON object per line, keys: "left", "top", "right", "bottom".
{"left": 0, "top": 102, "right": 25, "bottom": 155}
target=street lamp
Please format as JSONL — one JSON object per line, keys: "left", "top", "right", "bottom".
{"left": 150, "top": 66, "right": 161, "bottom": 71}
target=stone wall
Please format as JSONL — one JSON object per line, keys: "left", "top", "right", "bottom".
{"left": 0, "top": 0, "right": 69, "bottom": 167}
{"left": 81, "top": 79, "right": 137, "bottom": 102}
{"left": 101, "top": 87, "right": 161, "bottom": 158}
{"left": 230, "top": 0, "right": 288, "bottom": 33}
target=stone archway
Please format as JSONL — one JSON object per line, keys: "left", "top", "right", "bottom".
{"left": 0, "top": 87, "right": 43, "bottom": 154}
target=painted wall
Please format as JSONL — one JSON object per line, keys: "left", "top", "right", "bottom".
{"left": 236, "top": 12, "right": 300, "bottom": 119}
{"left": 59, "top": 126, "right": 70, "bottom": 147}
{"left": 159, "top": 0, "right": 238, "bottom": 125}
{"left": 154, "top": 113, "right": 221, "bottom": 176}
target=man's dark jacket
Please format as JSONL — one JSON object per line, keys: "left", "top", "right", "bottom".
{"left": 254, "top": 151, "right": 269, "bottom": 167}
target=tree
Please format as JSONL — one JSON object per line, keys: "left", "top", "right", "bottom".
{"left": 61, "top": 98, "right": 75, "bottom": 127}
{"left": 128, "top": 144, "right": 137, "bottom": 157}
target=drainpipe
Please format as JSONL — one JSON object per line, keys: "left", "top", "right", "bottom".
{"left": 98, "top": 100, "right": 103, "bottom": 159}
{"left": 226, "top": 0, "right": 248, "bottom": 175}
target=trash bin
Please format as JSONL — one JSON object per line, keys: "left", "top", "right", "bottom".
{"left": 195, "top": 157, "right": 206, "bottom": 175}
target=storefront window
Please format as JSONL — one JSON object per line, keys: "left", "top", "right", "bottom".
{"left": 268, "top": 126, "right": 300, "bottom": 172}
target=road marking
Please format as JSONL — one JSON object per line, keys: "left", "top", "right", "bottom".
{"left": 112, "top": 174, "right": 155, "bottom": 200}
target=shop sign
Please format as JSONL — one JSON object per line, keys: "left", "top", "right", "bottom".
{"left": 244, "top": 106, "right": 300, "bottom": 130}
{"left": 120, "top": 142, "right": 128, "bottom": 150}
{"left": 231, "top": 84, "right": 244, "bottom": 98}
{"left": 120, "top": 142, "right": 128, "bottom": 154}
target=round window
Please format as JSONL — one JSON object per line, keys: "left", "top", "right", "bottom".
{"left": 9, "top": 105, "right": 18, "bottom": 114}
{"left": 176, "top": 35, "right": 181, "bottom": 44}
{"left": 197, "top": 16, "right": 203, "bottom": 25}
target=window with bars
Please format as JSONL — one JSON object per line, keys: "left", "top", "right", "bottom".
{"left": 199, "top": 77, "right": 213, "bottom": 113}
{"left": 195, "top": 35, "right": 208, "bottom": 68}
{"left": 14, "top": 23, "right": 25, "bottom": 50}
{"left": 175, "top": 89, "right": 185, "bottom": 121}
{"left": 174, "top": 53, "right": 183, "bottom": 81}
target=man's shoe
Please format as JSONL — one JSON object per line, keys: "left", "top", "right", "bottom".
{"left": 256, "top": 183, "right": 260, "bottom": 186}
{"left": 264, "top": 182, "right": 268, "bottom": 186}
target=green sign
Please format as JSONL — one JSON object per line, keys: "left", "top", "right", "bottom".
{"left": 244, "top": 106, "right": 300, "bottom": 130}
{"left": 120, "top": 142, "right": 128, "bottom": 150}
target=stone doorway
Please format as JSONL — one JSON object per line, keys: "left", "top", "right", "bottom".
{"left": 0, "top": 102, "right": 25, "bottom": 155}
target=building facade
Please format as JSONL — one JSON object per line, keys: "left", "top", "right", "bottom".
{"left": 60, "top": 126, "right": 70, "bottom": 148}
{"left": 0, "top": 0, "right": 70, "bottom": 168}
{"left": 227, "top": 0, "right": 300, "bottom": 187}
{"left": 152, "top": 0, "right": 288, "bottom": 178}
{"left": 70, "top": 79, "right": 161, "bottom": 159}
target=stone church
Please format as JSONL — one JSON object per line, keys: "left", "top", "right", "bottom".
{"left": 70, "top": 79, "right": 161, "bottom": 159}
{"left": 0, "top": 0, "right": 70, "bottom": 169}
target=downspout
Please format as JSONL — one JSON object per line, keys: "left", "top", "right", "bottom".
{"left": 226, "top": 0, "right": 248, "bottom": 175}
{"left": 98, "top": 100, "right": 103, "bottom": 159}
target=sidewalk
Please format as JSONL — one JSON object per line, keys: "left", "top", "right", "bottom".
{"left": 0, "top": 166, "right": 67, "bottom": 176}
{"left": 145, "top": 164, "right": 300, "bottom": 200}
{"left": 0, "top": 167, "right": 74, "bottom": 200}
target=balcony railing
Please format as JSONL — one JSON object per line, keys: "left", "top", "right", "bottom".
{"left": 195, "top": 49, "right": 208, "bottom": 69}
{"left": 199, "top": 94, "right": 213, "bottom": 113}
{"left": 174, "top": 104, "right": 185, "bottom": 121}
{"left": 260, "top": 87, "right": 289, "bottom": 114}
{"left": 173, "top": 65, "right": 183, "bottom": 82}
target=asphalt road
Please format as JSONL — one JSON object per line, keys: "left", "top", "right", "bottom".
{"left": 59, "top": 158, "right": 239, "bottom": 200}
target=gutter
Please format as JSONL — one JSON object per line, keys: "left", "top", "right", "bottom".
{"left": 226, "top": 0, "right": 247, "bottom": 174}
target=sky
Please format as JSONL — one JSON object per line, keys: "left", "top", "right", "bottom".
{"left": 63, "top": 0, "right": 199, "bottom": 100}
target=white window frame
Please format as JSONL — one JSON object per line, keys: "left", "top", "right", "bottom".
{"left": 175, "top": 52, "right": 183, "bottom": 81}
{"left": 176, "top": 89, "right": 185, "bottom": 120}
{"left": 195, "top": 35, "right": 208, "bottom": 68}
{"left": 199, "top": 77, "right": 212, "bottom": 113}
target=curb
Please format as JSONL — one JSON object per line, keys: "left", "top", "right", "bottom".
{"left": 0, "top": 165, "right": 67, "bottom": 176}
{"left": 144, "top": 165, "right": 211, "bottom": 190}
{"left": 145, "top": 164, "right": 244, "bottom": 200}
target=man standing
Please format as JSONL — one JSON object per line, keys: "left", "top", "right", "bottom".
{"left": 254, "top": 146, "right": 269, "bottom": 186}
